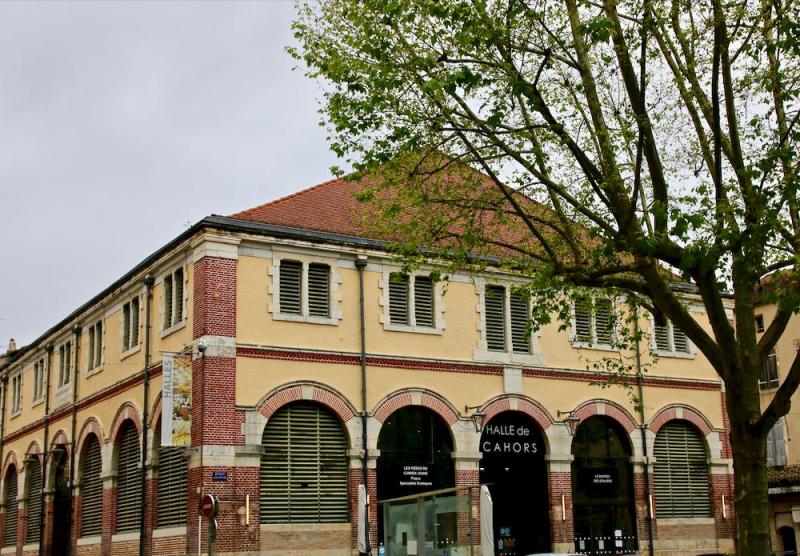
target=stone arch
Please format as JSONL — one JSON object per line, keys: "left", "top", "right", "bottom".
{"left": 1, "top": 452, "right": 19, "bottom": 504}
{"left": 75, "top": 418, "right": 105, "bottom": 486}
{"left": 109, "top": 402, "right": 143, "bottom": 444}
{"left": 372, "top": 388, "right": 460, "bottom": 426}
{"left": 45, "top": 431, "right": 70, "bottom": 494}
{"left": 25, "top": 441, "right": 42, "bottom": 457}
{"left": 480, "top": 395, "right": 554, "bottom": 430}
{"left": 572, "top": 399, "right": 639, "bottom": 457}
{"left": 650, "top": 404, "right": 714, "bottom": 436}
{"left": 150, "top": 392, "right": 163, "bottom": 429}
{"left": 50, "top": 430, "right": 69, "bottom": 450}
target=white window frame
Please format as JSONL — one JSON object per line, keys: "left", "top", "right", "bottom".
{"left": 649, "top": 316, "right": 695, "bottom": 358}
{"left": 570, "top": 296, "right": 617, "bottom": 350}
{"left": 57, "top": 341, "right": 72, "bottom": 387}
{"left": 267, "top": 252, "right": 342, "bottom": 326}
{"left": 161, "top": 266, "right": 187, "bottom": 337}
{"left": 31, "top": 358, "right": 45, "bottom": 405}
{"left": 474, "top": 279, "right": 544, "bottom": 364}
{"left": 87, "top": 320, "right": 104, "bottom": 374}
{"left": 379, "top": 268, "right": 445, "bottom": 335}
{"left": 10, "top": 372, "right": 22, "bottom": 416}
{"left": 121, "top": 295, "right": 142, "bottom": 358}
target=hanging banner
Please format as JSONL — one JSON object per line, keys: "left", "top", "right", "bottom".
{"left": 161, "top": 354, "right": 192, "bottom": 446}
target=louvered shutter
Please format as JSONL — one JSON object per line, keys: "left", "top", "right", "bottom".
{"left": 308, "top": 264, "right": 330, "bottom": 317}
{"left": 389, "top": 273, "right": 409, "bottom": 325}
{"left": 654, "top": 322, "right": 670, "bottom": 351}
{"left": 81, "top": 437, "right": 103, "bottom": 536}
{"left": 174, "top": 268, "right": 184, "bottom": 322}
{"left": 4, "top": 468, "right": 17, "bottom": 547}
{"left": 260, "top": 402, "right": 348, "bottom": 523}
{"left": 26, "top": 458, "right": 42, "bottom": 544}
{"left": 767, "top": 419, "right": 787, "bottom": 467}
{"left": 115, "top": 423, "right": 142, "bottom": 533}
{"left": 673, "top": 326, "right": 690, "bottom": 353}
{"left": 574, "top": 298, "right": 592, "bottom": 343}
{"left": 510, "top": 291, "right": 529, "bottom": 353}
{"left": 164, "top": 274, "right": 174, "bottom": 328}
{"left": 279, "top": 260, "right": 302, "bottom": 314}
{"left": 654, "top": 421, "right": 711, "bottom": 518}
{"left": 485, "top": 285, "right": 506, "bottom": 352}
{"left": 594, "top": 299, "right": 614, "bottom": 345}
{"left": 414, "top": 276, "right": 434, "bottom": 327}
{"left": 157, "top": 446, "right": 187, "bottom": 528}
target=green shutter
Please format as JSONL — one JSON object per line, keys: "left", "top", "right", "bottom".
{"left": 115, "top": 423, "right": 142, "bottom": 532}
{"left": 485, "top": 286, "right": 506, "bottom": 352}
{"left": 4, "top": 468, "right": 18, "bottom": 547}
{"left": 157, "top": 447, "right": 187, "bottom": 528}
{"left": 25, "top": 458, "right": 42, "bottom": 544}
{"left": 81, "top": 437, "right": 103, "bottom": 536}
{"left": 654, "top": 421, "right": 710, "bottom": 518}
{"left": 260, "top": 402, "right": 348, "bottom": 523}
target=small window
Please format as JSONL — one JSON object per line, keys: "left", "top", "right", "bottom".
{"left": 25, "top": 455, "right": 42, "bottom": 544}
{"left": 654, "top": 421, "right": 711, "bottom": 518}
{"left": 760, "top": 350, "right": 779, "bottom": 389}
{"left": 767, "top": 418, "right": 787, "bottom": 467}
{"left": 755, "top": 314, "right": 765, "bottom": 333}
{"left": 652, "top": 318, "right": 691, "bottom": 355}
{"left": 157, "top": 438, "right": 188, "bottom": 528}
{"left": 11, "top": 374, "right": 22, "bottom": 413}
{"left": 32, "top": 358, "right": 45, "bottom": 402}
{"left": 3, "top": 467, "right": 18, "bottom": 546}
{"left": 279, "top": 260, "right": 302, "bottom": 315}
{"left": 115, "top": 422, "right": 142, "bottom": 533}
{"left": 80, "top": 435, "right": 103, "bottom": 537}
{"left": 573, "top": 297, "right": 614, "bottom": 347}
{"left": 58, "top": 341, "right": 72, "bottom": 386}
{"left": 485, "top": 285, "right": 506, "bottom": 352}
{"left": 163, "top": 268, "right": 186, "bottom": 330}
{"left": 122, "top": 298, "right": 140, "bottom": 352}
{"left": 509, "top": 291, "right": 530, "bottom": 353}
{"left": 483, "top": 285, "right": 530, "bottom": 353}
{"left": 308, "top": 263, "right": 330, "bottom": 317}
{"left": 387, "top": 273, "right": 436, "bottom": 329}
{"left": 87, "top": 321, "right": 103, "bottom": 371}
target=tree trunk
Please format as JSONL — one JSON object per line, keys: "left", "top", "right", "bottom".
{"left": 730, "top": 411, "right": 771, "bottom": 555}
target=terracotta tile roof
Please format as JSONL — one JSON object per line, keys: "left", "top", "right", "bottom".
{"left": 768, "top": 464, "right": 800, "bottom": 487}
{"left": 229, "top": 176, "right": 380, "bottom": 240}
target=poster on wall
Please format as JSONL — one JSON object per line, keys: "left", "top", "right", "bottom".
{"left": 161, "top": 354, "right": 192, "bottom": 446}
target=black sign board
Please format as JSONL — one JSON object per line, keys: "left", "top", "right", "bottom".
{"left": 480, "top": 413, "right": 542, "bottom": 458}
{"left": 580, "top": 468, "right": 619, "bottom": 495}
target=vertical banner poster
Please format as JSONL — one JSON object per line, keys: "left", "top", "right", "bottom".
{"left": 161, "top": 354, "right": 192, "bottom": 446}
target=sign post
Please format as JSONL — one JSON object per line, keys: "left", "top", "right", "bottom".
{"left": 200, "top": 493, "right": 219, "bottom": 556}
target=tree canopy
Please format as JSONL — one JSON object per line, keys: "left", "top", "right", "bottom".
{"left": 292, "top": 1, "right": 800, "bottom": 553}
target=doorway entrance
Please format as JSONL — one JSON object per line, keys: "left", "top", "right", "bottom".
{"left": 479, "top": 411, "right": 549, "bottom": 555}
{"left": 571, "top": 416, "right": 637, "bottom": 555}
{"left": 50, "top": 448, "right": 71, "bottom": 556}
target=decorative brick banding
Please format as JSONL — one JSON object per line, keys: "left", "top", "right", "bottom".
{"left": 481, "top": 396, "right": 553, "bottom": 431}
{"left": 574, "top": 400, "right": 637, "bottom": 433}
{"left": 373, "top": 390, "right": 459, "bottom": 425}
{"left": 650, "top": 405, "right": 713, "bottom": 436}
{"left": 193, "top": 257, "right": 237, "bottom": 338}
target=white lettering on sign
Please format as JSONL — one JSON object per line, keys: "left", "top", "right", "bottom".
{"left": 400, "top": 465, "right": 433, "bottom": 487}
{"left": 593, "top": 473, "right": 613, "bottom": 484}
{"left": 481, "top": 441, "right": 538, "bottom": 454}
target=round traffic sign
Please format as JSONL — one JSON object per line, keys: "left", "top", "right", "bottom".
{"left": 200, "top": 493, "right": 218, "bottom": 518}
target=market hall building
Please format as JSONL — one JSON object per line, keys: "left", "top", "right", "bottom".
{"left": 0, "top": 175, "right": 735, "bottom": 556}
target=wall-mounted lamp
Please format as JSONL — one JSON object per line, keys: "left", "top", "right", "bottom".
{"left": 464, "top": 405, "right": 487, "bottom": 433}
{"left": 558, "top": 410, "right": 581, "bottom": 436}
{"left": 23, "top": 455, "right": 39, "bottom": 471}
{"left": 49, "top": 445, "right": 67, "bottom": 467}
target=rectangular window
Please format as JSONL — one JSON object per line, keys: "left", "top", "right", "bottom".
{"left": 654, "top": 321, "right": 671, "bottom": 351}
{"left": 32, "top": 359, "right": 45, "bottom": 401}
{"left": 163, "top": 268, "right": 186, "bottom": 330}
{"left": 760, "top": 350, "right": 779, "bottom": 389}
{"left": 122, "top": 298, "right": 140, "bottom": 352}
{"left": 485, "top": 285, "right": 506, "bottom": 352}
{"left": 574, "top": 297, "right": 593, "bottom": 344}
{"left": 767, "top": 418, "right": 787, "bottom": 467}
{"left": 163, "top": 274, "right": 173, "bottom": 328}
{"left": 58, "top": 342, "right": 72, "bottom": 386}
{"left": 11, "top": 374, "right": 21, "bottom": 413}
{"left": 279, "top": 260, "right": 302, "bottom": 315}
{"left": 308, "top": 263, "right": 331, "bottom": 317}
{"left": 131, "top": 297, "right": 140, "bottom": 346}
{"left": 88, "top": 321, "right": 103, "bottom": 371}
{"left": 653, "top": 319, "right": 690, "bottom": 355}
{"left": 388, "top": 273, "right": 409, "bottom": 325}
{"left": 573, "top": 297, "right": 614, "bottom": 347}
{"left": 509, "top": 291, "right": 529, "bottom": 353}
{"left": 413, "top": 276, "right": 434, "bottom": 328}
{"left": 755, "top": 314, "right": 765, "bottom": 333}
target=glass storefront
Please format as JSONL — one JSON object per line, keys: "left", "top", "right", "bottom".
{"left": 571, "top": 416, "right": 637, "bottom": 555}
{"left": 479, "top": 411, "right": 550, "bottom": 555}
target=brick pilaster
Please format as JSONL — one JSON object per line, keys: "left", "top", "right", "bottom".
{"left": 547, "top": 470, "right": 573, "bottom": 550}
{"left": 349, "top": 467, "right": 378, "bottom": 552}
{"left": 633, "top": 471, "right": 656, "bottom": 555}
{"left": 17, "top": 502, "right": 26, "bottom": 556}
{"left": 70, "top": 492, "right": 81, "bottom": 554}
{"left": 101, "top": 486, "right": 116, "bottom": 555}
{"left": 711, "top": 472, "right": 735, "bottom": 541}
{"left": 42, "top": 496, "right": 54, "bottom": 556}
{"left": 455, "top": 469, "right": 480, "bottom": 546}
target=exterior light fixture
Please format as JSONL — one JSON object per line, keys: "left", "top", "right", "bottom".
{"left": 49, "top": 445, "right": 67, "bottom": 466}
{"left": 464, "top": 404, "right": 487, "bottom": 432}
{"left": 558, "top": 410, "right": 581, "bottom": 436}
{"left": 23, "top": 455, "right": 39, "bottom": 470}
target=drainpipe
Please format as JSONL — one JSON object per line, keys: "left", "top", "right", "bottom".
{"left": 140, "top": 274, "right": 154, "bottom": 556}
{"left": 38, "top": 343, "right": 54, "bottom": 553}
{"left": 633, "top": 302, "right": 655, "bottom": 555}
{"left": 355, "top": 256, "right": 371, "bottom": 555}
{"left": 66, "top": 324, "right": 82, "bottom": 556}
{"left": 0, "top": 372, "right": 8, "bottom": 487}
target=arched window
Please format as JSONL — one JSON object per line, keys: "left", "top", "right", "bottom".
{"left": 260, "top": 401, "right": 348, "bottom": 523}
{"left": 3, "top": 466, "right": 18, "bottom": 547}
{"left": 654, "top": 420, "right": 711, "bottom": 517}
{"left": 25, "top": 456, "right": 43, "bottom": 544}
{"left": 156, "top": 419, "right": 187, "bottom": 529}
{"left": 80, "top": 435, "right": 103, "bottom": 537}
{"left": 115, "top": 421, "right": 142, "bottom": 532}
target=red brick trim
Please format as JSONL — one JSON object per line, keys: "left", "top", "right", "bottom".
{"left": 720, "top": 392, "right": 732, "bottom": 458}
{"left": 649, "top": 405, "right": 714, "bottom": 436}
{"left": 75, "top": 418, "right": 104, "bottom": 461}
{"left": 150, "top": 392, "right": 163, "bottom": 429}
{"left": 573, "top": 400, "right": 638, "bottom": 433}
{"left": 373, "top": 390, "right": 459, "bottom": 425}
{"left": 109, "top": 402, "right": 143, "bottom": 444}
{"left": 193, "top": 256, "right": 237, "bottom": 339}
{"left": 24, "top": 441, "right": 42, "bottom": 456}
{"left": 50, "top": 429, "right": 69, "bottom": 448}
{"left": 237, "top": 345, "right": 721, "bottom": 391}
{"left": 258, "top": 382, "right": 356, "bottom": 424}
{"left": 481, "top": 396, "right": 554, "bottom": 431}
{"left": 2, "top": 453, "right": 19, "bottom": 483}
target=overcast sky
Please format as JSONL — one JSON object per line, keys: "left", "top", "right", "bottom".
{"left": 0, "top": 1, "right": 339, "bottom": 349}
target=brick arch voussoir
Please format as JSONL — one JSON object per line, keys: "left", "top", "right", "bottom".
{"left": 650, "top": 404, "right": 714, "bottom": 437}
{"left": 258, "top": 381, "right": 357, "bottom": 425}
{"left": 76, "top": 418, "right": 105, "bottom": 460}
{"left": 50, "top": 430, "right": 69, "bottom": 450}
{"left": 572, "top": 399, "right": 639, "bottom": 434}
{"left": 25, "top": 441, "right": 42, "bottom": 457}
{"left": 150, "top": 392, "right": 163, "bottom": 430}
{"left": 372, "top": 389, "right": 460, "bottom": 426}
{"left": 2, "top": 452, "right": 19, "bottom": 504}
{"left": 481, "top": 395, "right": 555, "bottom": 432}
{"left": 109, "top": 402, "right": 143, "bottom": 445}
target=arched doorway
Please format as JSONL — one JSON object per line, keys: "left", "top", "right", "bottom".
{"left": 479, "top": 411, "right": 549, "bottom": 555}
{"left": 780, "top": 526, "right": 797, "bottom": 555}
{"left": 49, "top": 447, "right": 70, "bottom": 556}
{"left": 377, "top": 406, "right": 455, "bottom": 549}
{"left": 571, "top": 416, "right": 636, "bottom": 555}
